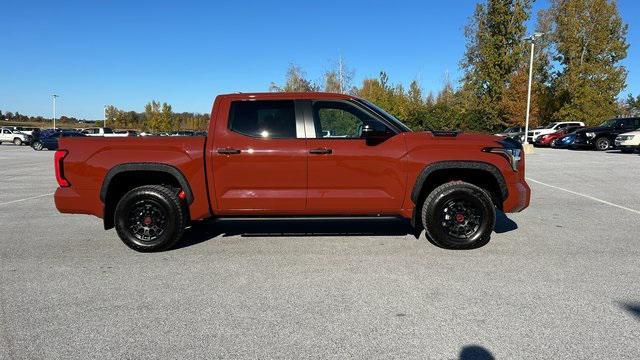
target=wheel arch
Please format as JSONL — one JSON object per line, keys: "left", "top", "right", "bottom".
{"left": 101, "top": 163, "right": 193, "bottom": 229}
{"left": 410, "top": 161, "right": 508, "bottom": 227}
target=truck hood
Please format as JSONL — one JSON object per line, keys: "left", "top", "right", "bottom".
{"left": 409, "top": 131, "right": 511, "bottom": 148}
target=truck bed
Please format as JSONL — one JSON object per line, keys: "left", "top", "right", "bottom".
{"left": 55, "top": 136, "right": 211, "bottom": 221}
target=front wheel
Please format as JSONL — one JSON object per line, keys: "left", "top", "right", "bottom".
{"left": 114, "top": 185, "right": 186, "bottom": 252}
{"left": 595, "top": 137, "right": 610, "bottom": 151}
{"left": 421, "top": 181, "right": 495, "bottom": 249}
{"left": 13, "top": 138, "right": 23, "bottom": 146}
{"left": 550, "top": 139, "right": 559, "bottom": 147}
{"left": 32, "top": 141, "right": 43, "bottom": 151}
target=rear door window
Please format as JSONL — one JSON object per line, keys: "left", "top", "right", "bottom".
{"left": 229, "top": 100, "right": 297, "bottom": 139}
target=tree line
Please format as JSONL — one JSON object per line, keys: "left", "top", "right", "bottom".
{"left": 269, "top": 0, "right": 636, "bottom": 132}
{"left": 104, "top": 101, "right": 209, "bottom": 132}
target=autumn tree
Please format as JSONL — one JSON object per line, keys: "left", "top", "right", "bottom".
{"left": 461, "top": 0, "right": 532, "bottom": 131}
{"left": 269, "top": 64, "right": 319, "bottom": 92}
{"left": 544, "top": 0, "right": 628, "bottom": 125}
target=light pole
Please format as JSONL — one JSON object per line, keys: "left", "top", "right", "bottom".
{"left": 52, "top": 94, "right": 59, "bottom": 129}
{"left": 104, "top": 105, "right": 107, "bottom": 128}
{"left": 523, "top": 32, "right": 544, "bottom": 147}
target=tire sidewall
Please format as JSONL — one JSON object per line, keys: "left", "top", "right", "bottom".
{"left": 422, "top": 183, "right": 495, "bottom": 249}
{"left": 115, "top": 187, "right": 181, "bottom": 251}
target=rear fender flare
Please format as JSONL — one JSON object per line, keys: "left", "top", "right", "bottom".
{"left": 100, "top": 163, "right": 194, "bottom": 204}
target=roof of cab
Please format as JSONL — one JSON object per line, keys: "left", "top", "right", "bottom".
{"left": 217, "top": 92, "right": 357, "bottom": 101}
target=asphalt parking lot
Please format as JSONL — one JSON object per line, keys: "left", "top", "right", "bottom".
{"left": 1, "top": 144, "right": 639, "bottom": 359}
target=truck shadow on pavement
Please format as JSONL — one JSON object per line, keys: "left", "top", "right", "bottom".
{"left": 620, "top": 302, "right": 640, "bottom": 320}
{"left": 459, "top": 345, "right": 495, "bottom": 360}
{"left": 175, "top": 211, "right": 517, "bottom": 250}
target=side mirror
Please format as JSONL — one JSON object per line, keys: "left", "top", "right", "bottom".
{"left": 361, "top": 124, "right": 392, "bottom": 145}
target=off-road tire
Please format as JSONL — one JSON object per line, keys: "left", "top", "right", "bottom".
{"left": 421, "top": 181, "right": 495, "bottom": 250}
{"left": 114, "top": 185, "right": 186, "bottom": 252}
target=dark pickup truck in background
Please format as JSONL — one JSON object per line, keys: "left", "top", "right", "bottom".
{"left": 54, "top": 92, "right": 530, "bottom": 252}
{"left": 572, "top": 117, "right": 640, "bottom": 150}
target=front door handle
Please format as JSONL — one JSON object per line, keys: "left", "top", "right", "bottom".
{"left": 309, "top": 148, "right": 332, "bottom": 155}
{"left": 217, "top": 148, "right": 241, "bottom": 155}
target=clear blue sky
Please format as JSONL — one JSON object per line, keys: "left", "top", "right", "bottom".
{"left": 1, "top": 0, "right": 638, "bottom": 119}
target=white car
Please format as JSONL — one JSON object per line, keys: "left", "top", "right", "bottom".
{"left": 0, "top": 128, "right": 31, "bottom": 145}
{"left": 615, "top": 130, "right": 640, "bottom": 153}
{"left": 527, "top": 121, "right": 585, "bottom": 143}
{"left": 81, "top": 127, "right": 128, "bottom": 137}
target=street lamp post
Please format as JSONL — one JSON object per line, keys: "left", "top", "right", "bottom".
{"left": 52, "top": 94, "right": 59, "bottom": 129}
{"left": 523, "top": 32, "right": 544, "bottom": 148}
{"left": 104, "top": 105, "right": 107, "bottom": 128}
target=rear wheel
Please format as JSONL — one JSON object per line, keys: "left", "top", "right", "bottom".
{"left": 595, "top": 137, "right": 610, "bottom": 151}
{"left": 13, "top": 138, "right": 22, "bottom": 146}
{"left": 421, "top": 181, "right": 495, "bottom": 249}
{"left": 550, "top": 139, "right": 558, "bottom": 147}
{"left": 114, "top": 185, "right": 186, "bottom": 252}
{"left": 32, "top": 141, "right": 43, "bottom": 151}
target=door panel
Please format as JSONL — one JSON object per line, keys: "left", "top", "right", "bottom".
{"left": 211, "top": 100, "right": 307, "bottom": 213}
{"left": 305, "top": 100, "right": 407, "bottom": 213}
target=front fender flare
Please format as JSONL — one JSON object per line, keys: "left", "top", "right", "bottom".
{"left": 410, "top": 161, "right": 508, "bottom": 205}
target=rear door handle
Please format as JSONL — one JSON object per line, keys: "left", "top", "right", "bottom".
{"left": 217, "top": 148, "right": 241, "bottom": 155}
{"left": 309, "top": 148, "right": 332, "bottom": 155}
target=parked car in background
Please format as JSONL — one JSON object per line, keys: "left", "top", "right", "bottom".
{"left": 614, "top": 130, "right": 640, "bottom": 153}
{"left": 552, "top": 133, "right": 578, "bottom": 149}
{"left": 0, "top": 127, "right": 32, "bottom": 145}
{"left": 6, "top": 126, "right": 40, "bottom": 136}
{"left": 495, "top": 125, "right": 525, "bottom": 143}
{"left": 572, "top": 118, "right": 640, "bottom": 151}
{"left": 113, "top": 130, "right": 139, "bottom": 137}
{"left": 534, "top": 126, "right": 584, "bottom": 147}
{"left": 32, "top": 131, "right": 85, "bottom": 151}
{"left": 81, "top": 127, "right": 128, "bottom": 137}
{"left": 527, "top": 122, "right": 585, "bottom": 143}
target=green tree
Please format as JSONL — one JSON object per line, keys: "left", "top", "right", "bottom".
{"left": 461, "top": 0, "right": 532, "bottom": 131}
{"left": 545, "top": 0, "right": 628, "bottom": 124}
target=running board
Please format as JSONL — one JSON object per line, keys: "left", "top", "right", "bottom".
{"left": 211, "top": 215, "right": 405, "bottom": 222}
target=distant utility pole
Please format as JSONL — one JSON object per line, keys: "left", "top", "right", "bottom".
{"left": 52, "top": 94, "right": 59, "bottom": 129}
{"left": 104, "top": 105, "right": 107, "bottom": 127}
{"left": 523, "top": 32, "right": 544, "bottom": 146}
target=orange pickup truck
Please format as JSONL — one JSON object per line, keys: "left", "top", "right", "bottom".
{"left": 54, "top": 92, "right": 530, "bottom": 252}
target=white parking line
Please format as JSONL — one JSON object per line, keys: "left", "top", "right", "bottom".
{"left": 527, "top": 178, "right": 640, "bottom": 215}
{"left": 0, "top": 193, "right": 54, "bottom": 207}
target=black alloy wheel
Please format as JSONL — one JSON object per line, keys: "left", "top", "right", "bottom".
{"left": 422, "top": 181, "right": 495, "bottom": 249}
{"left": 114, "top": 185, "right": 186, "bottom": 252}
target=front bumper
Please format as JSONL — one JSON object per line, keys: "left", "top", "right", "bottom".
{"left": 570, "top": 136, "right": 594, "bottom": 149}
{"left": 503, "top": 179, "right": 531, "bottom": 213}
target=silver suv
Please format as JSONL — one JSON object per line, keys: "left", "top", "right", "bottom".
{"left": 0, "top": 128, "right": 31, "bottom": 146}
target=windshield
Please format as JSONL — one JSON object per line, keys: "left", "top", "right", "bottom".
{"left": 545, "top": 122, "right": 559, "bottom": 129}
{"left": 599, "top": 119, "right": 617, "bottom": 127}
{"left": 356, "top": 98, "right": 413, "bottom": 132}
